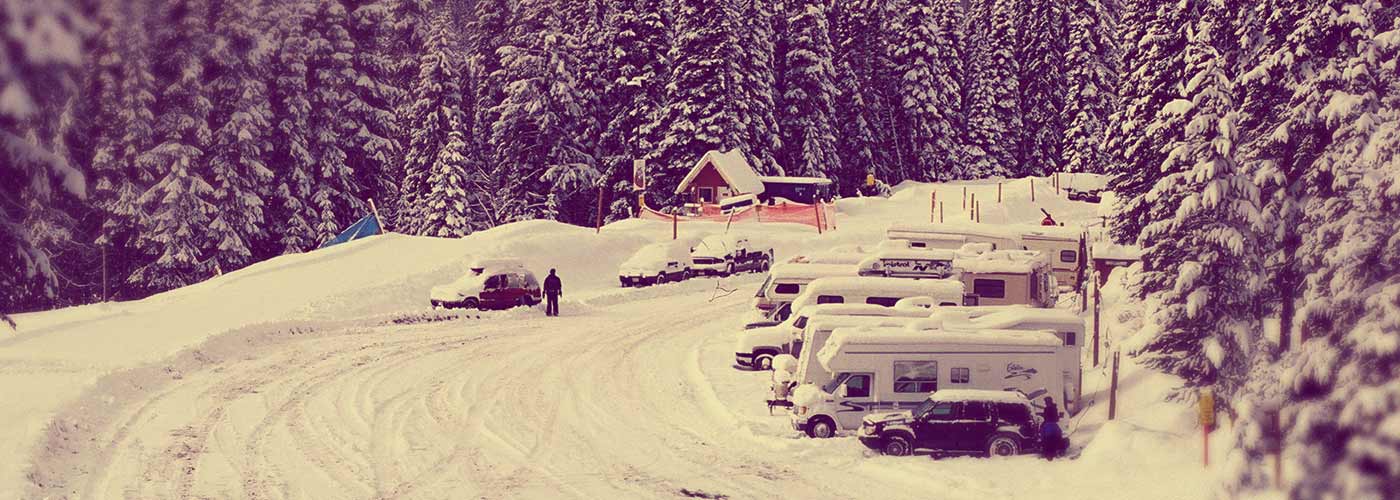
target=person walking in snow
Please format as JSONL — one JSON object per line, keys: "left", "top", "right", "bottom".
{"left": 543, "top": 269, "right": 562, "bottom": 317}
{"left": 1040, "top": 397, "right": 1063, "bottom": 460}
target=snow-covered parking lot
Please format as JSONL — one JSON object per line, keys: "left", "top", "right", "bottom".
{"left": 6, "top": 178, "right": 1220, "bottom": 499}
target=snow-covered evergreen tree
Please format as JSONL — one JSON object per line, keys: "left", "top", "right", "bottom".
{"left": 829, "top": 0, "right": 899, "bottom": 195}
{"left": 131, "top": 0, "right": 216, "bottom": 290}
{"left": 778, "top": 0, "right": 841, "bottom": 179}
{"left": 1105, "top": 0, "right": 1191, "bottom": 244}
{"left": 0, "top": 0, "right": 88, "bottom": 321}
{"left": 420, "top": 118, "right": 473, "bottom": 237}
{"left": 962, "top": 0, "right": 1020, "bottom": 179}
{"left": 892, "top": 0, "right": 962, "bottom": 181}
{"left": 650, "top": 0, "right": 744, "bottom": 208}
{"left": 1060, "top": 0, "right": 1118, "bottom": 174}
{"left": 341, "top": 0, "right": 407, "bottom": 231}
{"left": 599, "top": 0, "right": 670, "bottom": 221}
{"left": 303, "top": 0, "right": 372, "bottom": 241}
{"left": 490, "top": 0, "right": 599, "bottom": 221}
{"left": 398, "top": 10, "right": 464, "bottom": 235}
{"left": 1229, "top": 2, "right": 1400, "bottom": 497}
{"left": 1130, "top": 1, "right": 1262, "bottom": 397}
{"left": 205, "top": 0, "right": 274, "bottom": 270}
{"left": 267, "top": 2, "right": 320, "bottom": 254}
{"left": 1016, "top": 0, "right": 1068, "bottom": 176}
{"left": 734, "top": 0, "right": 784, "bottom": 175}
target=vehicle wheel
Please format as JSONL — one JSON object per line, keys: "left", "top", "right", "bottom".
{"left": 806, "top": 417, "right": 836, "bottom": 439}
{"left": 881, "top": 434, "right": 913, "bottom": 457}
{"left": 464, "top": 297, "right": 480, "bottom": 310}
{"left": 759, "top": 259, "right": 771, "bottom": 273}
{"left": 986, "top": 434, "right": 1021, "bottom": 457}
{"left": 753, "top": 353, "right": 774, "bottom": 371}
{"left": 682, "top": 269, "right": 692, "bottom": 280}
{"left": 656, "top": 273, "right": 668, "bottom": 285}
{"left": 725, "top": 263, "right": 736, "bottom": 276}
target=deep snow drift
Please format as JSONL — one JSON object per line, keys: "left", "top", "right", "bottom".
{"left": 2, "top": 176, "right": 1220, "bottom": 499}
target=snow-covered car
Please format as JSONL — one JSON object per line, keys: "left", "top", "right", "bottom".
{"left": 618, "top": 241, "right": 693, "bottom": 287}
{"left": 857, "top": 390, "right": 1040, "bottom": 457}
{"left": 430, "top": 266, "right": 541, "bottom": 310}
{"left": 690, "top": 234, "right": 772, "bottom": 277}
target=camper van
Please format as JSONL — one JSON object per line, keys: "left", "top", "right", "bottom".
{"left": 752, "top": 263, "right": 860, "bottom": 315}
{"left": 735, "top": 304, "right": 926, "bottom": 370}
{"left": 856, "top": 248, "right": 1058, "bottom": 308}
{"left": 789, "top": 327, "right": 1070, "bottom": 438}
{"left": 886, "top": 223, "right": 1087, "bottom": 287}
{"left": 781, "top": 276, "right": 967, "bottom": 322}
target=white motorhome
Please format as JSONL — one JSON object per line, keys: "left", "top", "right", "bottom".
{"left": 783, "top": 276, "right": 967, "bottom": 321}
{"left": 735, "top": 303, "right": 925, "bottom": 370}
{"left": 752, "top": 262, "right": 860, "bottom": 315}
{"left": 886, "top": 223, "right": 1087, "bottom": 287}
{"left": 788, "top": 327, "right": 1071, "bottom": 438}
{"left": 856, "top": 247, "right": 1059, "bottom": 308}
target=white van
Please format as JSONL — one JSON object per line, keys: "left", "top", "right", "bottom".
{"left": 789, "top": 327, "right": 1069, "bottom": 438}
{"left": 785, "top": 276, "right": 967, "bottom": 318}
{"left": 735, "top": 303, "right": 924, "bottom": 370}
{"left": 752, "top": 262, "right": 860, "bottom": 315}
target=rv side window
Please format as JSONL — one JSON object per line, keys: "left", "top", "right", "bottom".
{"left": 1060, "top": 250, "right": 1077, "bottom": 263}
{"left": 910, "top": 242, "right": 927, "bottom": 248}
{"left": 893, "top": 361, "right": 938, "bottom": 393}
{"left": 865, "top": 296, "right": 900, "bottom": 307}
{"left": 775, "top": 283, "right": 801, "bottom": 295}
{"left": 844, "top": 374, "right": 871, "bottom": 398}
{"left": 951, "top": 367, "right": 971, "bottom": 384}
{"left": 816, "top": 295, "right": 844, "bottom": 304}
{"left": 972, "top": 279, "right": 1006, "bottom": 298}
{"left": 1062, "top": 332, "right": 1077, "bottom": 346}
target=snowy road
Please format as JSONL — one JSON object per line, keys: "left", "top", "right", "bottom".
{"left": 29, "top": 279, "right": 1210, "bottom": 500}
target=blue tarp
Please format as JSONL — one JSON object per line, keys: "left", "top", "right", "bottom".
{"left": 318, "top": 214, "right": 381, "bottom": 249}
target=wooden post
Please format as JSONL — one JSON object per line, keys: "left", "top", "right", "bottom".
{"left": 1108, "top": 351, "right": 1120, "bottom": 420}
{"left": 368, "top": 198, "right": 385, "bottom": 233}
{"left": 970, "top": 193, "right": 976, "bottom": 221}
{"left": 962, "top": 186, "right": 967, "bottom": 210}
{"left": 1031, "top": 178, "right": 1036, "bottom": 202}
{"left": 930, "top": 191, "right": 936, "bottom": 222}
{"left": 814, "top": 202, "right": 823, "bottom": 234}
{"left": 637, "top": 194, "right": 644, "bottom": 218}
{"left": 672, "top": 212, "right": 677, "bottom": 240}
{"left": 595, "top": 188, "right": 605, "bottom": 234}
{"left": 975, "top": 200, "right": 981, "bottom": 223}
{"left": 101, "top": 245, "right": 108, "bottom": 303}
{"left": 1093, "top": 287, "right": 1101, "bottom": 367}
{"left": 939, "top": 202, "right": 944, "bottom": 223}
{"left": 998, "top": 182, "right": 1002, "bottom": 203}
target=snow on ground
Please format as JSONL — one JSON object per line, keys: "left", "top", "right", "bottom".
{"left": 3, "top": 175, "right": 1219, "bottom": 499}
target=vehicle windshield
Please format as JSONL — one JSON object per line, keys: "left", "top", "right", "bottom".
{"left": 821, "top": 373, "right": 849, "bottom": 394}
{"left": 912, "top": 399, "right": 938, "bottom": 418}
{"left": 695, "top": 236, "right": 729, "bottom": 254}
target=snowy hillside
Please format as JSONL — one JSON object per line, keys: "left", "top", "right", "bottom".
{"left": 3, "top": 177, "right": 1217, "bottom": 499}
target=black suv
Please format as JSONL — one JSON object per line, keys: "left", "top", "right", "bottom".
{"left": 857, "top": 391, "right": 1040, "bottom": 457}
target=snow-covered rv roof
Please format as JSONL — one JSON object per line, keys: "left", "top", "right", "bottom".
{"left": 791, "top": 276, "right": 965, "bottom": 312}
{"left": 951, "top": 250, "right": 1048, "bottom": 274}
{"left": 1092, "top": 241, "right": 1143, "bottom": 261}
{"left": 816, "top": 327, "right": 1063, "bottom": 369}
{"left": 768, "top": 262, "right": 860, "bottom": 281}
{"left": 674, "top": 149, "right": 766, "bottom": 195}
{"left": 888, "top": 222, "right": 1084, "bottom": 242}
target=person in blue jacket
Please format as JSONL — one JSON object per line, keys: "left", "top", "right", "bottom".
{"left": 1040, "top": 397, "right": 1063, "bottom": 460}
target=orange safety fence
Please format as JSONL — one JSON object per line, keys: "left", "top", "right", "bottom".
{"left": 639, "top": 201, "right": 833, "bottom": 232}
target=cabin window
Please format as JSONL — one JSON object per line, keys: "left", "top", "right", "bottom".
{"left": 1060, "top": 250, "right": 1077, "bottom": 263}
{"left": 951, "top": 367, "right": 971, "bottom": 384}
{"left": 816, "top": 295, "right": 844, "bottom": 304}
{"left": 1062, "top": 331, "right": 1077, "bottom": 346}
{"left": 893, "top": 361, "right": 938, "bottom": 393}
{"left": 774, "top": 283, "right": 801, "bottom": 295}
{"left": 698, "top": 187, "right": 715, "bottom": 203}
{"left": 865, "top": 296, "right": 900, "bottom": 307}
{"left": 845, "top": 374, "right": 871, "bottom": 398}
{"left": 973, "top": 279, "right": 1007, "bottom": 298}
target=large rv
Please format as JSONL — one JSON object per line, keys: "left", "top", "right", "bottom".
{"left": 752, "top": 263, "right": 860, "bottom": 316}
{"left": 886, "top": 223, "right": 1087, "bottom": 287}
{"left": 734, "top": 303, "right": 926, "bottom": 370}
{"left": 857, "top": 248, "right": 1059, "bottom": 307}
{"left": 784, "top": 276, "right": 968, "bottom": 317}
{"left": 789, "top": 327, "right": 1071, "bottom": 438}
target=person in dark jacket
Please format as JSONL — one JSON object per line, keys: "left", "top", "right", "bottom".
{"left": 543, "top": 269, "right": 562, "bottom": 316}
{"left": 1040, "top": 397, "right": 1063, "bottom": 460}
